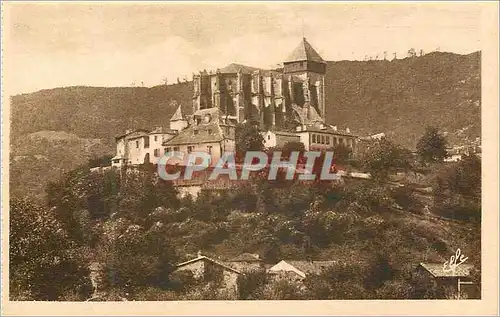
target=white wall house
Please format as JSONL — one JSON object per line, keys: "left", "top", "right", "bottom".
{"left": 111, "top": 105, "right": 187, "bottom": 168}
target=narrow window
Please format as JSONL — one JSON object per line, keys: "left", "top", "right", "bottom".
{"left": 207, "top": 145, "right": 212, "bottom": 154}
{"left": 174, "top": 146, "right": 180, "bottom": 152}
{"left": 136, "top": 140, "right": 139, "bottom": 148}
{"left": 187, "top": 146, "right": 194, "bottom": 153}
{"left": 194, "top": 130, "right": 199, "bottom": 135}
{"left": 154, "top": 136, "right": 158, "bottom": 142}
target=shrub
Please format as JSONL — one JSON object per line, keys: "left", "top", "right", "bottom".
{"left": 237, "top": 270, "right": 268, "bottom": 299}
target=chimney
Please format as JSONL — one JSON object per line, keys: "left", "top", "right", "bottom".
{"left": 296, "top": 126, "right": 302, "bottom": 132}
{"left": 125, "top": 129, "right": 132, "bottom": 134}
{"left": 333, "top": 126, "right": 338, "bottom": 132}
{"left": 346, "top": 127, "right": 350, "bottom": 133}
{"left": 197, "top": 250, "right": 202, "bottom": 257}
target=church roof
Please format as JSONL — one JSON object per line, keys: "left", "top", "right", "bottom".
{"left": 285, "top": 37, "right": 325, "bottom": 63}
{"left": 170, "top": 104, "right": 184, "bottom": 121}
{"left": 219, "top": 63, "right": 262, "bottom": 74}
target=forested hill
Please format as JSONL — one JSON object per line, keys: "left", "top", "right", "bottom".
{"left": 9, "top": 51, "right": 480, "bottom": 199}
{"left": 324, "top": 51, "right": 480, "bottom": 148}
{"left": 10, "top": 82, "right": 194, "bottom": 141}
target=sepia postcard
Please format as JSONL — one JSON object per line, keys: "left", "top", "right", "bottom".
{"left": 1, "top": 1, "right": 499, "bottom": 316}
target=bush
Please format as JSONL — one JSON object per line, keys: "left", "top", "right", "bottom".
{"left": 10, "top": 198, "right": 92, "bottom": 300}
{"left": 131, "top": 286, "right": 179, "bottom": 301}
{"left": 303, "top": 262, "right": 370, "bottom": 299}
{"left": 260, "top": 279, "right": 306, "bottom": 300}
{"left": 237, "top": 270, "right": 268, "bottom": 299}
{"left": 390, "top": 186, "right": 423, "bottom": 213}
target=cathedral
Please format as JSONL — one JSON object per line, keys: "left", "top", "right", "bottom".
{"left": 112, "top": 38, "right": 358, "bottom": 169}
{"left": 192, "top": 37, "right": 326, "bottom": 129}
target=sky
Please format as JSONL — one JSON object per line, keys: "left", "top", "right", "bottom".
{"left": 4, "top": 2, "right": 482, "bottom": 95}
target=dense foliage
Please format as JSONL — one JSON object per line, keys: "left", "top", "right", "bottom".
{"left": 10, "top": 131, "right": 481, "bottom": 300}
{"left": 416, "top": 126, "right": 448, "bottom": 164}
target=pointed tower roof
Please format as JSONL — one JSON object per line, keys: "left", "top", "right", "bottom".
{"left": 285, "top": 37, "right": 325, "bottom": 63}
{"left": 170, "top": 104, "right": 183, "bottom": 121}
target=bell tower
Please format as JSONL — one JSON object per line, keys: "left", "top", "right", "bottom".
{"left": 283, "top": 37, "right": 326, "bottom": 119}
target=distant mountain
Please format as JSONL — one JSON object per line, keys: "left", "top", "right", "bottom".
{"left": 9, "top": 51, "right": 480, "bottom": 198}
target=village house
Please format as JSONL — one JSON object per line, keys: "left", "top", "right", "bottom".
{"left": 262, "top": 130, "right": 301, "bottom": 149}
{"left": 295, "top": 123, "right": 357, "bottom": 151}
{"left": 417, "top": 262, "right": 479, "bottom": 299}
{"left": 224, "top": 253, "right": 265, "bottom": 272}
{"left": 267, "top": 260, "right": 336, "bottom": 282}
{"left": 111, "top": 103, "right": 185, "bottom": 168}
{"left": 162, "top": 107, "right": 236, "bottom": 166}
{"left": 174, "top": 252, "right": 242, "bottom": 295}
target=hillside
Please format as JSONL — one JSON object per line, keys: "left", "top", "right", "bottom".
{"left": 324, "top": 51, "right": 481, "bottom": 147}
{"left": 9, "top": 51, "right": 481, "bottom": 199}
{"left": 10, "top": 161, "right": 481, "bottom": 300}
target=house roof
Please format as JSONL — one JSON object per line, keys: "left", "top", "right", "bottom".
{"left": 176, "top": 255, "right": 242, "bottom": 274}
{"left": 267, "top": 260, "right": 336, "bottom": 278}
{"left": 170, "top": 104, "right": 184, "bottom": 121}
{"left": 285, "top": 37, "right": 325, "bottom": 64}
{"left": 228, "top": 253, "right": 262, "bottom": 262}
{"left": 115, "top": 129, "right": 150, "bottom": 140}
{"left": 162, "top": 122, "right": 230, "bottom": 146}
{"left": 299, "top": 124, "right": 356, "bottom": 137}
{"left": 268, "top": 130, "right": 302, "bottom": 137}
{"left": 150, "top": 129, "right": 178, "bottom": 135}
{"left": 419, "top": 262, "right": 474, "bottom": 278}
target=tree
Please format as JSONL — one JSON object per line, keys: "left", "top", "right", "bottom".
{"left": 362, "top": 138, "right": 413, "bottom": 181}
{"left": 416, "top": 126, "right": 448, "bottom": 164}
{"left": 433, "top": 153, "right": 481, "bottom": 221}
{"left": 104, "top": 222, "right": 179, "bottom": 292}
{"left": 364, "top": 252, "right": 395, "bottom": 290}
{"left": 407, "top": 48, "right": 417, "bottom": 58}
{"left": 281, "top": 141, "right": 305, "bottom": 161}
{"left": 235, "top": 122, "right": 265, "bottom": 161}
{"left": 88, "top": 154, "right": 113, "bottom": 168}
{"left": 118, "top": 166, "right": 179, "bottom": 224}
{"left": 237, "top": 269, "right": 268, "bottom": 299}
{"left": 10, "top": 198, "right": 92, "bottom": 300}
{"left": 282, "top": 141, "right": 305, "bottom": 154}
{"left": 303, "top": 263, "right": 370, "bottom": 299}
{"left": 331, "top": 143, "right": 352, "bottom": 165}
